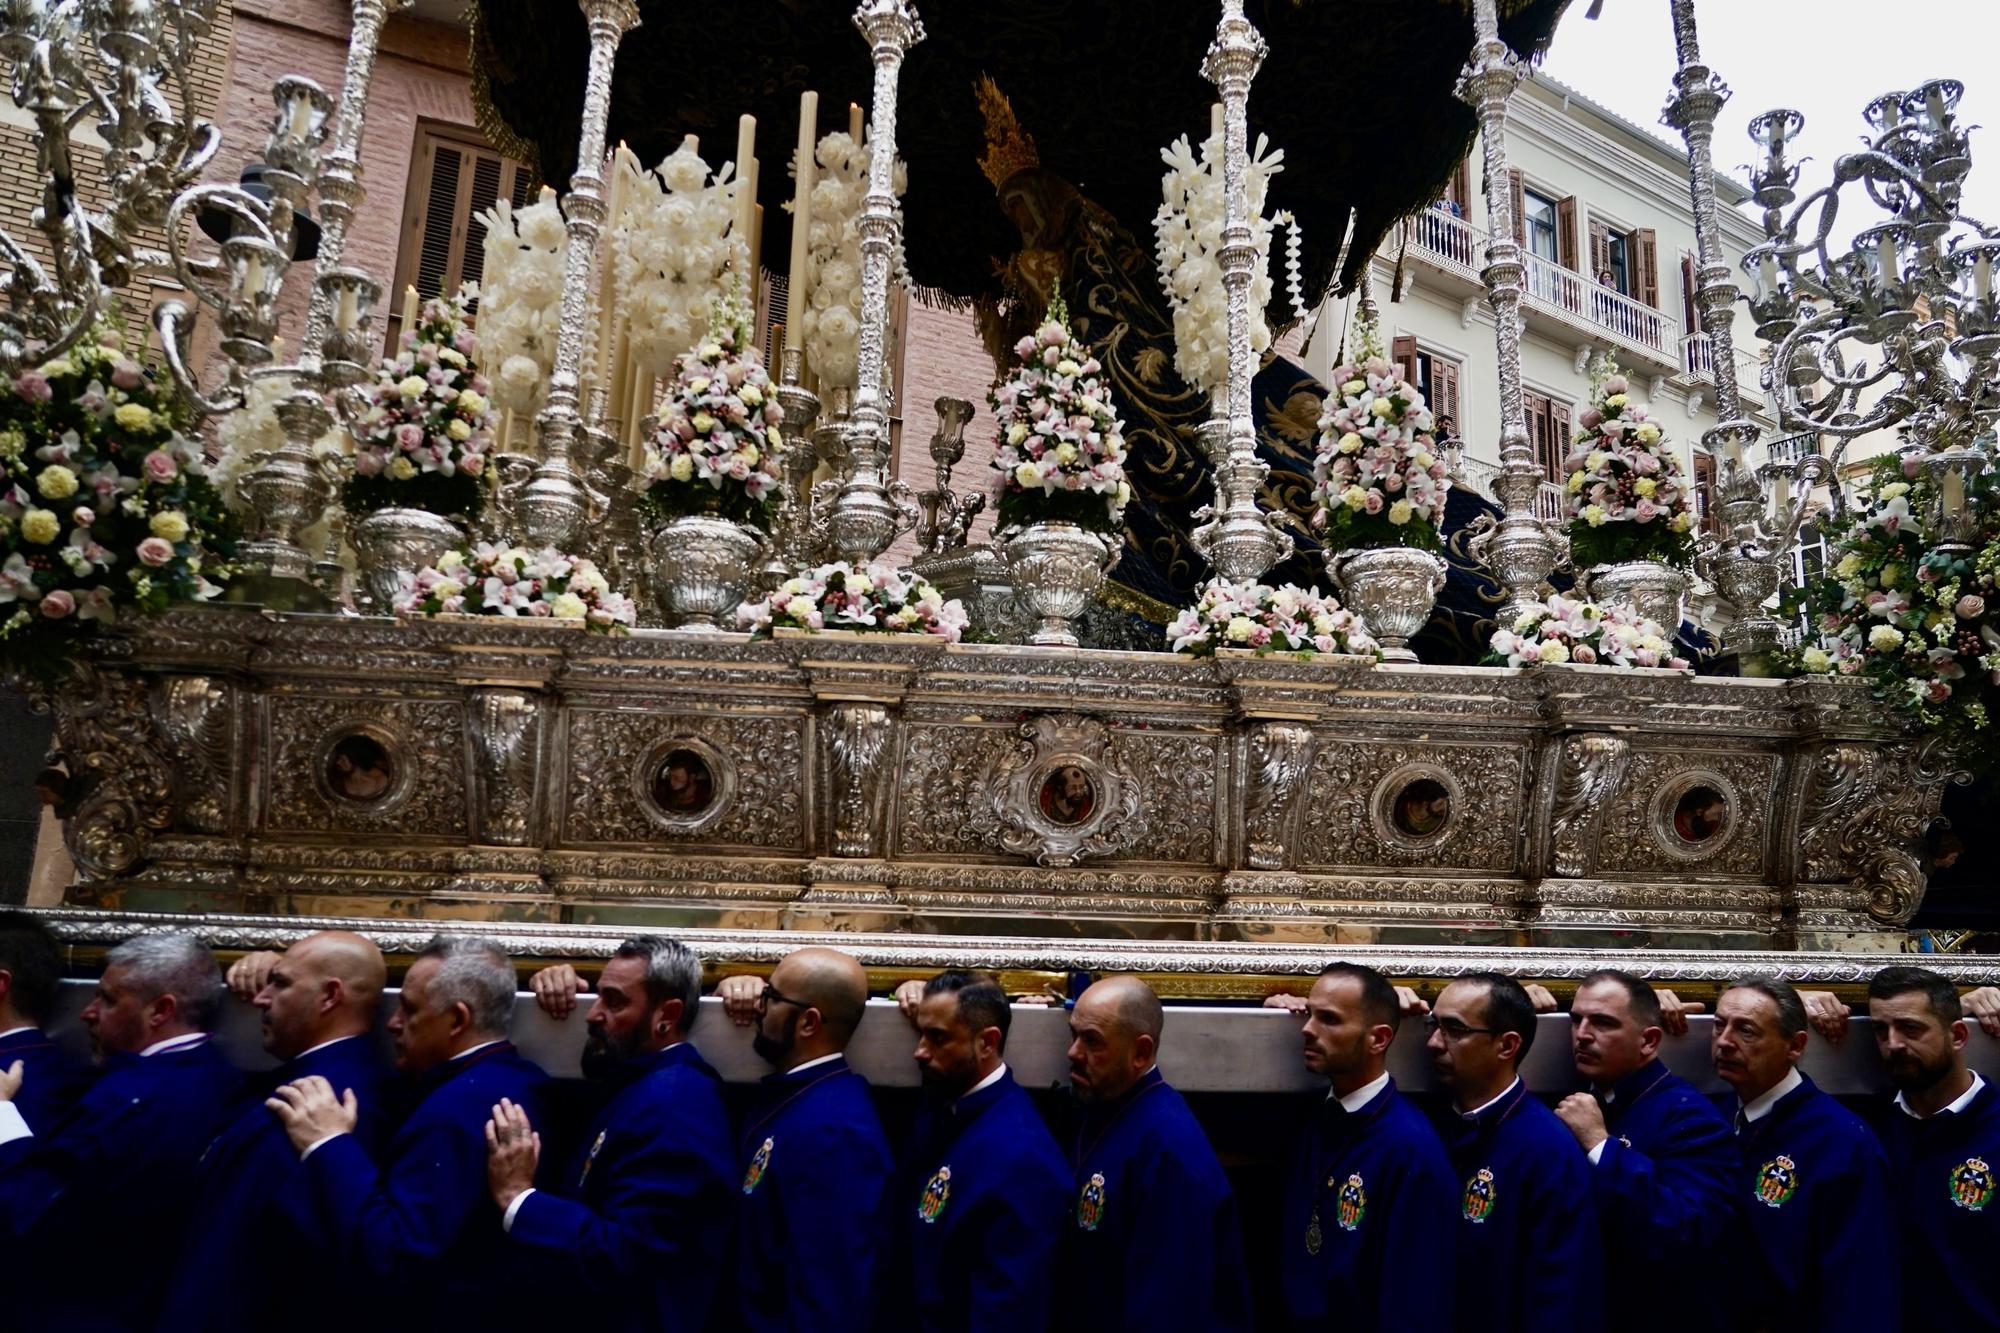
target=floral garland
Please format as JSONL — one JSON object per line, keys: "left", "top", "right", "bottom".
{"left": 0, "top": 326, "right": 235, "bottom": 671}
{"left": 615, "top": 142, "right": 744, "bottom": 375}
{"left": 988, "top": 292, "right": 1130, "bottom": 533}
{"left": 736, "top": 560, "right": 966, "bottom": 640}
{"left": 635, "top": 286, "right": 784, "bottom": 530}
{"left": 1166, "top": 580, "right": 1378, "bottom": 658}
{"left": 1153, "top": 125, "right": 1282, "bottom": 395}
{"left": 394, "top": 542, "right": 636, "bottom": 633}
{"left": 794, "top": 129, "right": 909, "bottom": 390}
{"left": 1488, "top": 593, "right": 1689, "bottom": 669}
{"left": 474, "top": 192, "right": 567, "bottom": 417}
{"left": 1781, "top": 453, "right": 2000, "bottom": 764}
{"left": 1309, "top": 316, "right": 1449, "bottom": 553}
{"left": 1564, "top": 358, "right": 1695, "bottom": 569}
{"left": 344, "top": 289, "right": 493, "bottom": 520}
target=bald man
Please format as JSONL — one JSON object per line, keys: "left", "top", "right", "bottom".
{"left": 1056, "top": 977, "right": 1250, "bottom": 1330}
{"left": 155, "top": 931, "right": 395, "bottom": 1332}
{"left": 715, "top": 947, "right": 894, "bottom": 1330}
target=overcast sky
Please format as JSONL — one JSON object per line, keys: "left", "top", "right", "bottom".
{"left": 1540, "top": 0, "right": 2000, "bottom": 245}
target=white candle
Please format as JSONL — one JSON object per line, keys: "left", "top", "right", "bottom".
{"left": 335, "top": 284, "right": 358, "bottom": 332}
{"left": 1943, "top": 467, "right": 1966, "bottom": 518}
{"left": 786, "top": 91, "right": 819, "bottom": 355}
{"left": 288, "top": 94, "right": 313, "bottom": 142}
{"left": 1878, "top": 234, "right": 1898, "bottom": 287}
{"left": 402, "top": 284, "right": 419, "bottom": 331}
{"left": 848, "top": 102, "right": 863, "bottom": 144}
{"left": 243, "top": 254, "right": 266, "bottom": 300}
{"left": 1210, "top": 102, "right": 1223, "bottom": 145}
{"left": 736, "top": 113, "right": 758, "bottom": 261}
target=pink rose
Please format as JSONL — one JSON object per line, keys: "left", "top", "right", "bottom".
{"left": 13, "top": 373, "right": 51, "bottom": 402}
{"left": 1578, "top": 408, "right": 1602, "bottom": 431}
{"left": 1572, "top": 644, "right": 1598, "bottom": 664}
{"left": 136, "top": 537, "right": 174, "bottom": 566}
{"left": 1363, "top": 490, "right": 1385, "bottom": 514}
{"left": 71, "top": 506, "right": 95, "bottom": 528}
{"left": 353, "top": 451, "right": 384, "bottom": 477}
{"left": 396, "top": 423, "right": 425, "bottom": 450}
{"left": 1604, "top": 375, "right": 1629, "bottom": 395}
{"left": 1957, "top": 594, "right": 1985, "bottom": 619}
{"left": 1926, "top": 680, "right": 1953, "bottom": 704}
{"left": 142, "top": 451, "right": 178, "bottom": 482}
{"left": 1041, "top": 347, "right": 1061, "bottom": 367}
{"left": 1634, "top": 499, "right": 1659, "bottom": 522}
{"left": 459, "top": 453, "right": 484, "bottom": 477}
{"left": 38, "top": 589, "right": 74, "bottom": 619}
{"left": 1902, "top": 455, "right": 1923, "bottom": 479}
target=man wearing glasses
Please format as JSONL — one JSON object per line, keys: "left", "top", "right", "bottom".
{"left": 1429, "top": 972, "right": 1604, "bottom": 1332}
{"left": 499, "top": 936, "right": 734, "bottom": 1331}
{"left": 712, "top": 947, "right": 894, "bottom": 1329}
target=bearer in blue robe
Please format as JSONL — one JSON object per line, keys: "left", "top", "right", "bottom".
{"left": 1056, "top": 976, "right": 1249, "bottom": 1331}
{"left": 886, "top": 969, "right": 1069, "bottom": 1332}
{"left": 1431, "top": 972, "right": 1604, "bottom": 1333}
{"left": 0, "top": 910, "right": 91, "bottom": 1133}
{"left": 154, "top": 930, "right": 395, "bottom": 1332}
{"left": 1712, "top": 974, "right": 1898, "bottom": 1333}
{"left": 1552, "top": 969, "right": 1736, "bottom": 1333}
{"left": 1866, "top": 966, "right": 1998, "bottom": 1329}
{"left": 0, "top": 933, "right": 239, "bottom": 1331}
{"left": 267, "top": 935, "right": 545, "bottom": 1325}
{"left": 488, "top": 936, "right": 733, "bottom": 1333}
{"left": 1278, "top": 962, "right": 1456, "bottom": 1332}
{"left": 715, "top": 947, "right": 894, "bottom": 1330}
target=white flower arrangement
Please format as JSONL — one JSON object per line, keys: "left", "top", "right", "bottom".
{"left": 1153, "top": 124, "right": 1283, "bottom": 396}
{"left": 1310, "top": 314, "right": 1450, "bottom": 552}
{"left": 987, "top": 292, "right": 1130, "bottom": 532}
{"left": 1167, "top": 580, "right": 1378, "bottom": 658}
{"left": 736, "top": 560, "right": 966, "bottom": 640}
{"left": 791, "top": 129, "right": 908, "bottom": 391}
{"left": 394, "top": 542, "right": 636, "bottom": 633}
{"left": 1564, "top": 356, "right": 1695, "bottom": 569}
{"left": 474, "top": 193, "right": 568, "bottom": 416}
{"left": 635, "top": 285, "right": 784, "bottom": 530}
{"left": 1488, "top": 593, "right": 1689, "bottom": 669}
{"left": 344, "top": 289, "right": 493, "bottom": 520}
{"left": 615, "top": 142, "right": 749, "bottom": 376}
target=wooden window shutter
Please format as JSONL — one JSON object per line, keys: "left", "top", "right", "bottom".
{"left": 1556, "top": 197, "right": 1579, "bottom": 271}
{"left": 1680, "top": 252, "right": 1699, "bottom": 330}
{"left": 1634, "top": 227, "right": 1660, "bottom": 308}
{"left": 391, "top": 126, "right": 534, "bottom": 350}
{"left": 1507, "top": 169, "right": 1525, "bottom": 243}
{"left": 1546, "top": 397, "right": 1573, "bottom": 482}
{"left": 1692, "top": 450, "right": 1717, "bottom": 531}
{"left": 1588, "top": 220, "right": 1612, "bottom": 283}
{"left": 1450, "top": 158, "right": 1471, "bottom": 212}
{"left": 1391, "top": 333, "right": 1419, "bottom": 386}
{"left": 1434, "top": 357, "right": 1461, "bottom": 426}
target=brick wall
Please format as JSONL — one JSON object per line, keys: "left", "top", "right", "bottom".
{"left": 888, "top": 300, "right": 1002, "bottom": 558}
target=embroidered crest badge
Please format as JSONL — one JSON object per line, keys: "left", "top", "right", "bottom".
{"left": 1755, "top": 1154, "right": 1799, "bottom": 1208}
{"left": 1461, "top": 1167, "right": 1496, "bottom": 1223}
{"left": 1950, "top": 1156, "right": 1994, "bottom": 1212}
{"left": 1076, "top": 1172, "right": 1107, "bottom": 1231}
{"left": 742, "top": 1136, "right": 774, "bottom": 1195}
{"left": 1337, "top": 1173, "right": 1368, "bottom": 1231}
{"left": 918, "top": 1165, "right": 952, "bottom": 1223}
{"left": 577, "top": 1130, "right": 607, "bottom": 1189}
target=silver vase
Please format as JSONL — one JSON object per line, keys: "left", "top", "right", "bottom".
{"left": 352, "top": 507, "right": 463, "bottom": 612}
{"left": 1586, "top": 560, "right": 1689, "bottom": 633}
{"left": 1329, "top": 545, "right": 1447, "bottom": 663}
{"left": 1000, "top": 520, "right": 1121, "bottom": 648}
{"left": 649, "top": 514, "right": 766, "bottom": 632}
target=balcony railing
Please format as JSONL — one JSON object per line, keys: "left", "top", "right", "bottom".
{"left": 1406, "top": 208, "right": 1483, "bottom": 280}
{"left": 1681, "top": 331, "right": 1715, "bottom": 379}
{"left": 1534, "top": 480, "right": 1568, "bottom": 522}
{"left": 1766, "top": 431, "right": 1817, "bottom": 466}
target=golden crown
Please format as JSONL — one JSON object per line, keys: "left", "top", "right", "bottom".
{"left": 976, "top": 75, "right": 1041, "bottom": 190}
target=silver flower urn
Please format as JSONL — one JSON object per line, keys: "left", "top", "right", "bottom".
{"left": 352, "top": 507, "right": 463, "bottom": 612}
{"left": 1585, "top": 560, "right": 1689, "bottom": 633}
{"left": 649, "top": 514, "right": 766, "bottom": 632}
{"left": 1000, "top": 521, "right": 1121, "bottom": 648}
{"left": 1329, "top": 545, "right": 1447, "bottom": 662}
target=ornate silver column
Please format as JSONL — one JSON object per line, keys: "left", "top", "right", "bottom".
{"left": 1460, "top": 0, "right": 1561, "bottom": 625}
{"left": 1189, "top": 0, "right": 1292, "bottom": 585}
{"left": 824, "top": 0, "right": 922, "bottom": 565}
{"left": 520, "top": 0, "right": 640, "bottom": 551}
{"left": 769, "top": 346, "right": 824, "bottom": 579}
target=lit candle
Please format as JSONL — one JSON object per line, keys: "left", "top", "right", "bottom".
{"left": 1943, "top": 467, "right": 1965, "bottom": 518}
{"left": 402, "top": 284, "right": 419, "bottom": 332}
{"left": 786, "top": 90, "right": 819, "bottom": 355}
{"left": 848, "top": 102, "right": 863, "bottom": 144}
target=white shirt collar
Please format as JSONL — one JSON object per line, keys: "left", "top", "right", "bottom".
{"left": 449, "top": 1038, "right": 506, "bottom": 1064}
{"left": 1327, "top": 1070, "right": 1391, "bottom": 1114}
{"left": 1740, "top": 1066, "right": 1803, "bottom": 1123}
{"left": 0, "top": 1025, "right": 37, "bottom": 1042}
{"left": 1459, "top": 1076, "right": 1522, "bottom": 1120}
{"left": 1896, "top": 1069, "right": 1987, "bottom": 1120}
{"left": 293, "top": 1034, "right": 364, "bottom": 1062}
{"left": 140, "top": 1032, "right": 209, "bottom": 1058}
{"left": 785, "top": 1052, "right": 844, "bottom": 1076}
{"left": 960, "top": 1061, "right": 1008, "bottom": 1104}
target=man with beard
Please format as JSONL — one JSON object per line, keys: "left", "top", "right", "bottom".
{"left": 1055, "top": 975, "right": 1249, "bottom": 1330}
{"left": 1866, "top": 966, "right": 1998, "bottom": 1328}
{"left": 0, "top": 911, "right": 90, "bottom": 1134}
{"left": 887, "top": 969, "right": 1068, "bottom": 1332}
{"left": 1278, "top": 963, "right": 1455, "bottom": 1332}
{"left": 267, "top": 935, "right": 546, "bottom": 1326}
{"left": 487, "top": 935, "right": 732, "bottom": 1333}
{"left": 1429, "top": 972, "right": 1603, "bottom": 1333}
{"left": 0, "top": 932, "right": 239, "bottom": 1330}
{"left": 1711, "top": 975, "right": 1895, "bottom": 1333}
{"left": 155, "top": 930, "right": 394, "bottom": 1332}
{"left": 1551, "top": 970, "right": 1735, "bottom": 1333}
{"left": 713, "top": 947, "right": 893, "bottom": 1329}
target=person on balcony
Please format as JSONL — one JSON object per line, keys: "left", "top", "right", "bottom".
{"left": 1595, "top": 268, "right": 1620, "bottom": 330}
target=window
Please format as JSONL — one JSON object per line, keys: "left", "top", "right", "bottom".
{"left": 1524, "top": 389, "right": 1573, "bottom": 484}
{"left": 1605, "top": 233, "right": 1630, "bottom": 296}
{"left": 1523, "top": 190, "right": 1560, "bottom": 264}
{"left": 1589, "top": 220, "right": 1660, "bottom": 309}
{"left": 1691, "top": 449, "right": 1718, "bottom": 533}
{"left": 1394, "top": 335, "right": 1462, "bottom": 438}
{"left": 389, "top": 124, "right": 537, "bottom": 352}
{"left": 1792, "top": 521, "right": 1828, "bottom": 587}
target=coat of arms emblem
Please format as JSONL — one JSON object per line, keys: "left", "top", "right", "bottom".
{"left": 918, "top": 1165, "right": 952, "bottom": 1223}
{"left": 1337, "top": 1173, "right": 1367, "bottom": 1231}
{"left": 742, "top": 1136, "right": 774, "bottom": 1195}
{"left": 1076, "top": 1171, "right": 1106, "bottom": 1231}
{"left": 1756, "top": 1154, "right": 1799, "bottom": 1208}
{"left": 1950, "top": 1156, "right": 1994, "bottom": 1212}
{"left": 1461, "top": 1167, "right": 1496, "bottom": 1223}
